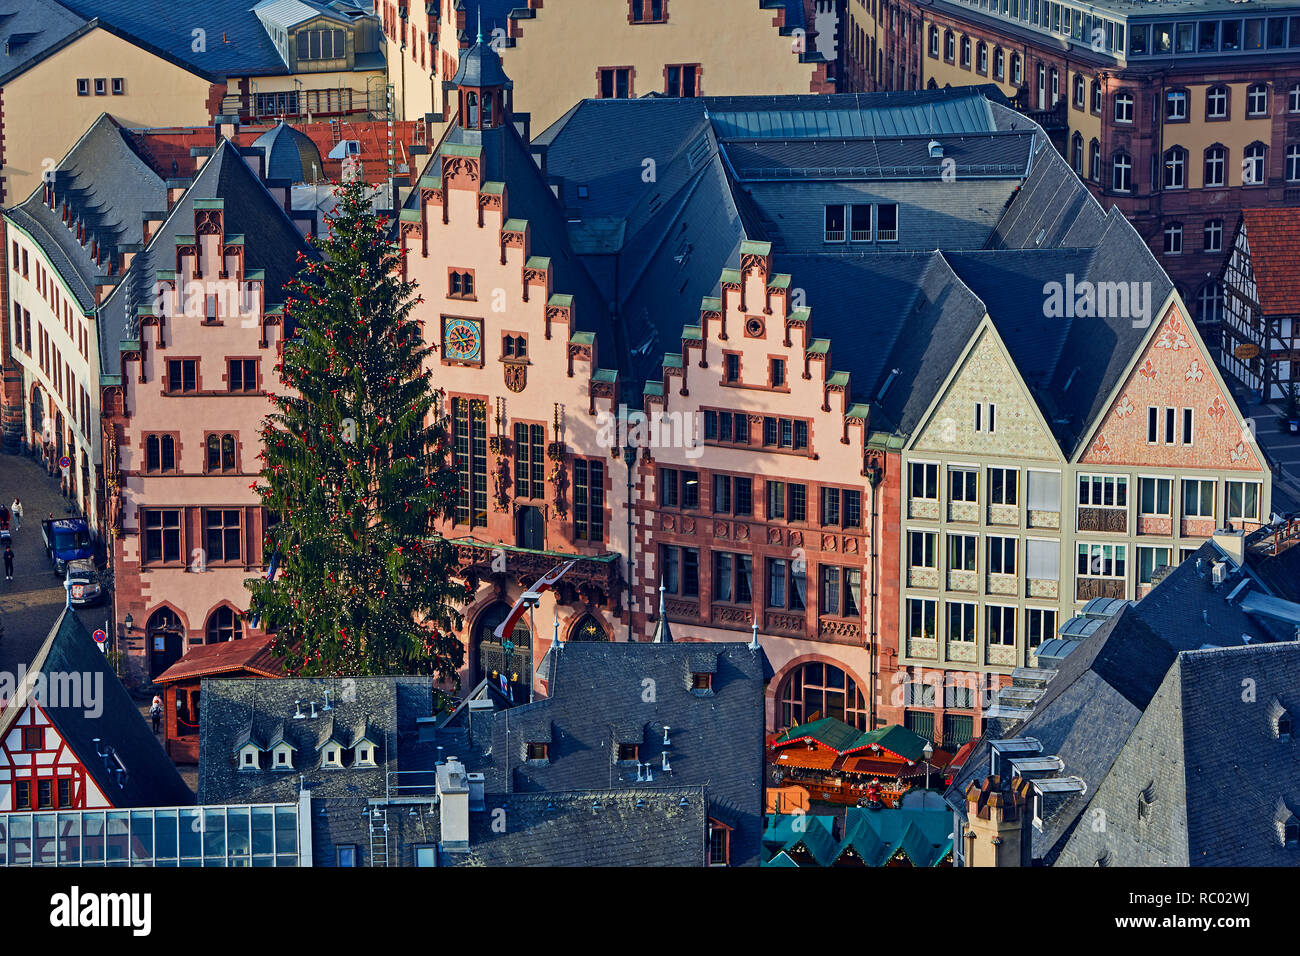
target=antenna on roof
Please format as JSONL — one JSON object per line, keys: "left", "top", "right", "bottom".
{"left": 553, "top": 612, "right": 562, "bottom": 650}
{"left": 293, "top": 699, "right": 305, "bottom": 720}
{"left": 477, "top": 8, "right": 483, "bottom": 45}
{"left": 322, "top": 689, "right": 332, "bottom": 712}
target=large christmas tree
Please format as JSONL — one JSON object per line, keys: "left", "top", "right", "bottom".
{"left": 247, "top": 179, "right": 467, "bottom": 687}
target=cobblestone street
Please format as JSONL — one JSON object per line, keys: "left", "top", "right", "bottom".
{"left": 0, "top": 451, "right": 112, "bottom": 679}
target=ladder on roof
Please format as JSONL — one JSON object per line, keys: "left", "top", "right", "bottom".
{"left": 368, "top": 806, "right": 390, "bottom": 867}
{"left": 329, "top": 118, "right": 342, "bottom": 146}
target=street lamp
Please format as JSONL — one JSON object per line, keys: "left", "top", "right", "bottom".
{"left": 922, "top": 740, "right": 934, "bottom": 791}
{"left": 623, "top": 441, "right": 637, "bottom": 643}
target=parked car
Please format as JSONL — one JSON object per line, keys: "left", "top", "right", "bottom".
{"left": 41, "top": 517, "right": 94, "bottom": 575}
{"left": 66, "top": 559, "right": 103, "bottom": 606}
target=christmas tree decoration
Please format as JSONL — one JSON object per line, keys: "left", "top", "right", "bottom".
{"left": 247, "top": 179, "right": 467, "bottom": 697}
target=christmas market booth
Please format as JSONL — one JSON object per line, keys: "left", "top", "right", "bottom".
{"left": 768, "top": 717, "right": 953, "bottom": 807}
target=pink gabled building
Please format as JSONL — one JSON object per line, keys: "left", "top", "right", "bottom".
{"left": 397, "top": 40, "right": 628, "bottom": 700}
{"left": 100, "top": 129, "right": 314, "bottom": 684}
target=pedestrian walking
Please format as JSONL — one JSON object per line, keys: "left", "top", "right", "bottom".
{"left": 10, "top": 498, "right": 21, "bottom": 530}
{"left": 149, "top": 695, "right": 163, "bottom": 734}
{"left": 3, "top": 544, "right": 13, "bottom": 581}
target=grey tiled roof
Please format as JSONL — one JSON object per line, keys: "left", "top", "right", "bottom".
{"left": 5, "top": 113, "right": 165, "bottom": 313}
{"left": 98, "top": 137, "right": 313, "bottom": 374}
{"left": 311, "top": 787, "right": 707, "bottom": 866}
{"left": 459, "top": 641, "right": 769, "bottom": 866}
{"left": 0, "top": 608, "right": 193, "bottom": 808}
{"left": 947, "top": 541, "right": 1297, "bottom": 864}
{"left": 0, "top": 0, "right": 88, "bottom": 83}
{"left": 197, "top": 676, "right": 436, "bottom": 803}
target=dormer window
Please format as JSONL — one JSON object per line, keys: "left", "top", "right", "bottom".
{"left": 353, "top": 740, "right": 377, "bottom": 767}
{"left": 274, "top": 747, "right": 292, "bottom": 769}
{"left": 1279, "top": 714, "right": 1293, "bottom": 741}
{"left": 617, "top": 743, "right": 639, "bottom": 762}
{"left": 691, "top": 672, "right": 712, "bottom": 691}
{"left": 322, "top": 745, "right": 343, "bottom": 768}
{"left": 237, "top": 744, "right": 262, "bottom": 771}
{"left": 1287, "top": 818, "right": 1300, "bottom": 848}
{"left": 526, "top": 742, "right": 548, "bottom": 761}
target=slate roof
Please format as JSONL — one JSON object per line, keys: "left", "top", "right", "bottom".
{"left": 0, "top": 608, "right": 192, "bottom": 807}
{"left": 154, "top": 635, "right": 285, "bottom": 684}
{"left": 4, "top": 113, "right": 165, "bottom": 313}
{"left": 252, "top": 121, "right": 325, "bottom": 183}
{"left": 457, "top": 641, "right": 769, "bottom": 865}
{"left": 98, "top": 137, "right": 314, "bottom": 374}
{"left": 1244, "top": 521, "right": 1300, "bottom": 602}
{"left": 1238, "top": 207, "right": 1300, "bottom": 314}
{"left": 197, "top": 676, "right": 436, "bottom": 803}
{"left": 312, "top": 787, "right": 708, "bottom": 866}
{"left": 946, "top": 540, "right": 1298, "bottom": 864}
{"left": 53, "top": 0, "right": 376, "bottom": 77}
{"left": 0, "top": 0, "right": 88, "bottom": 83}
{"left": 450, "top": 33, "right": 511, "bottom": 89}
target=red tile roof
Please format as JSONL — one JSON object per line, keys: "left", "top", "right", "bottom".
{"left": 1240, "top": 208, "right": 1300, "bottom": 314}
{"left": 154, "top": 635, "right": 285, "bottom": 684}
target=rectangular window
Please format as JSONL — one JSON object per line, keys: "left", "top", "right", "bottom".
{"left": 844, "top": 490, "right": 862, "bottom": 528}
{"left": 681, "top": 470, "right": 699, "bottom": 509}
{"left": 229, "top": 359, "right": 257, "bottom": 392}
{"left": 909, "top": 530, "right": 937, "bottom": 568}
{"left": 712, "top": 474, "right": 731, "bottom": 514}
{"left": 1078, "top": 475, "right": 1127, "bottom": 507}
{"left": 724, "top": 353, "right": 740, "bottom": 383}
{"left": 770, "top": 358, "right": 785, "bottom": 388}
{"left": 662, "top": 546, "right": 700, "bottom": 597}
{"left": 824, "top": 204, "right": 846, "bottom": 242}
{"left": 788, "top": 483, "right": 806, "bottom": 522}
{"left": 665, "top": 63, "right": 698, "bottom": 97}
{"left": 733, "top": 477, "right": 752, "bottom": 516}
{"left": 987, "top": 536, "right": 1017, "bottom": 575}
{"left": 946, "top": 601, "right": 976, "bottom": 643}
{"left": 1182, "top": 408, "right": 1193, "bottom": 445}
{"left": 630, "top": 0, "right": 666, "bottom": 23}
{"left": 513, "top": 423, "right": 546, "bottom": 500}
{"left": 910, "top": 462, "right": 938, "bottom": 500}
{"left": 205, "top": 509, "right": 242, "bottom": 563}
{"left": 907, "top": 597, "right": 936, "bottom": 640}
{"left": 949, "top": 467, "right": 978, "bottom": 503}
{"left": 877, "top": 203, "right": 898, "bottom": 241}
{"left": 1137, "top": 546, "right": 1173, "bottom": 584}
{"left": 77, "top": 78, "right": 89, "bottom": 96}
{"left": 987, "top": 605, "right": 1016, "bottom": 646}
{"left": 167, "top": 359, "right": 197, "bottom": 393}
{"left": 453, "top": 398, "right": 488, "bottom": 528}
{"left": 573, "top": 458, "right": 605, "bottom": 541}
{"left": 1139, "top": 477, "right": 1172, "bottom": 515}
{"left": 1026, "top": 607, "right": 1057, "bottom": 648}
{"left": 598, "top": 68, "right": 632, "bottom": 99}
{"left": 766, "top": 480, "right": 785, "bottom": 520}
{"left": 988, "top": 468, "right": 1018, "bottom": 505}
{"left": 821, "top": 487, "right": 840, "bottom": 526}
{"left": 1226, "top": 481, "right": 1260, "bottom": 522}
{"left": 1182, "top": 479, "right": 1215, "bottom": 518}
{"left": 1026, "top": 539, "right": 1059, "bottom": 581}
{"left": 1026, "top": 471, "right": 1061, "bottom": 512}
{"left": 948, "top": 533, "right": 977, "bottom": 572}
{"left": 22, "top": 727, "right": 42, "bottom": 750}
{"left": 1077, "top": 543, "right": 1127, "bottom": 578}
{"left": 143, "top": 509, "right": 182, "bottom": 564}
{"left": 659, "top": 467, "right": 679, "bottom": 507}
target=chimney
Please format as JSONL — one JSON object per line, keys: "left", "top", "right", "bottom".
{"left": 215, "top": 113, "right": 240, "bottom": 145}
{"left": 1213, "top": 527, "right": 1245, "bottom": 567}
{"left": 962, "top": 775, "right": 1028, "bottom": 867}
{"left": 437, "top": 756, "right": 470, "bottom": 853}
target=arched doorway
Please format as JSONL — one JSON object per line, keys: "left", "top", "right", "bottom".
{"left": 568, "top": 613, "right": 608, "bottom": 642}
{"left": 147, "top": 607, "right": 185, "bottom": 678}
{"left": 29, "top": 386, "right": 43, "bottom": 451}
{"left": 473, "top": 601, "right": 530, "bottom": 701}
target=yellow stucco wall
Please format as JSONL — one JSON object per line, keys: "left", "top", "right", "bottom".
{"left": 422, "top": 1, "right": 820, "bottom": 135}
{"left": 3, "top": 28, "right": 216, "bottom": 203}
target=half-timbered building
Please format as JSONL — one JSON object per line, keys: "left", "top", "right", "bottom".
{"left": 1220, "top": 208, "right": 1300, "bottom": 401}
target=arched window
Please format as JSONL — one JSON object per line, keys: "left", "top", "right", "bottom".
{"left": 960, "top": 36, "right": 971, "bottom": 69}
{"left": 1290, "top": 83, "right": 1300, "bottom": 114}
{"left": 1207, "top": 84, "right": 1228, "bottom": 119}
{"left": 474, "top": 601, "right": 531, "bottom": 694}
{"left": 207, "top": 433, "right": 236, "bottom": 473}
{"left": 777, "top": 661, "right": 868, "bottom": 731}
{"left": 1246, "top": 82, "right": 1268, "bottom": 117}
{"left": 482, "top": 92, "right": 494, "bottom": 127}
{"left": 976, "top": 41, "right": 987, "bottom": 74}
{"left": 1091, "top": 78, "right": 1102, "bottom": 113}
{"left": 206, "top": 606, "right": 243, "bottom": 643}
{"left": 1244, "top": 142, "right": 1267, "bottom": 185}
{"left": 568, "top": 613, "right": 608, "bottom": 642}
{"left": 466, "top": 91, "right": 479, "bottom": 127}
{"left": 1163, "top": 146, "right": 1187, "bottom": 189}
{"left": 1089, "top": 138, "right": 1101, "bottom": 182}
{"left": 1196, "top": 281, "right": 1224, "bottom": 326}
{"left": 1204, "top": 145, "right": 1227, "bottom": 187}
{"left": 944, "top": 30, "right": 954, "bottom": 62}
{"left": 928, "top": 25, "right": 939, "bottom": 57}
{"left": 1010, "top": 52, "right": 1022, "bottom": 85}
{"left": 993, "top": 47, "right": 1004, "bottom": 81}
{"left": 926, "top": 78, "right": 938, "bottom": 90}
{"left": 1112, "top": 151, "right": 1132, "bottom": 192}
{"left": 1071, "top": 132, "right": 1084, "bottom": 174}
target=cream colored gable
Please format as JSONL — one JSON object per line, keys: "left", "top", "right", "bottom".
{"left": 911, "top": 326, "right": 1059, "bottom": 461}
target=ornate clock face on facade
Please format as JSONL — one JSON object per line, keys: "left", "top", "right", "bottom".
{"left": 442, "top": 316, "right": 483, "bottom": 364}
